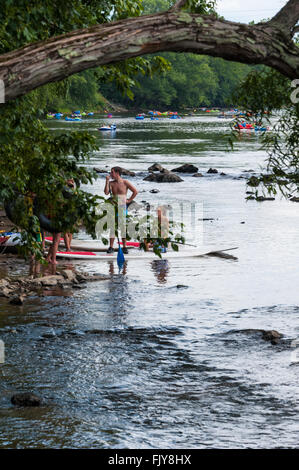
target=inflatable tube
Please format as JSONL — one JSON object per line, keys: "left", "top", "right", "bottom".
{"left": 0, "top": 232, "right": 23, "bottom": 247}
{"left": 4, "top": 196, "right": 27, "bottom": 227}
{"left": 36, "top": 211, "right": 60, "bottom": 233}
{"left": 4, "top": 197, "right": 60, "bottom": 233}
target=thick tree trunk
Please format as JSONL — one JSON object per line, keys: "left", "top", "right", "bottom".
{"left": 0, "top": 11, "right": 298, "bottom": 102}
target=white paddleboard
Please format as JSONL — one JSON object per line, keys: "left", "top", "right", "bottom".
{"left": 45, "top": 237, "right": 139, "bottom": 252}
{"left": 56, "top": 247, "right": 238, "bottom": 260}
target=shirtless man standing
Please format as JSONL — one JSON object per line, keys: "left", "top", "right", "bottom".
{"left": 104, "top": 167, "right": 138, "bottom": 253}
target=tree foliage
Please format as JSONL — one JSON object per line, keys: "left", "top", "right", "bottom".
{"left": 0, "top": 0, "right": 147, "bottom": 259}
{"left": 232, "top": 67, "right": 299, "bottom": 199}
{"left": 101, "top": 53, "right": 251, "bottom": 108}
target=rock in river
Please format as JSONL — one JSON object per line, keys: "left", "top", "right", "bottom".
{"left": 11, "top": 392, "right": 42, "bottom": 407}
{"left": 256, "top": 196, "right": 275, "bottom": 201}
{"left": 9, "top": 294, "right": 26, "bottom": 305}
{"left": 172, "top": 163, "right": 198, "bottom": 173}
{"left": 144, "top": 170, "right": 183, "bottom": 183}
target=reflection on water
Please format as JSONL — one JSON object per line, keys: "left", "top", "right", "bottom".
{"left": 151, "top": 259, "right": 169, "bottom": 284}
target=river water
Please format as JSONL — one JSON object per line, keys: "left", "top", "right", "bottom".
{"left": 0, "top": 114, "right": 298, "bottom": 448}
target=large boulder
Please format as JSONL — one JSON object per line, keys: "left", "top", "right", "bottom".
{"left": 172, "top": 163, "right": 198, "bottom": 173}
{"left": 144, "top": 170, "right": 183, "bottom": 183}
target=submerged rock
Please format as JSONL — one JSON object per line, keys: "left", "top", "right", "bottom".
{"left": 234, "top": 329, "right": 283, "bottom": 345}
{"left": 261, "top": 330, "right": 283, "bottom": 344}
{"left": 256, "top": 196, "right": 275, "bottom": 201}
{"left": 192, "top": 173, "right": 203, "bottom": 177}
{"left": 11, "top": 392, "right": 42, "bottom": 407}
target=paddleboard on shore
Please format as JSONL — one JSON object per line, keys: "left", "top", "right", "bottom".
{"left": 45, "top": 237, "right": 139, "bottom": 251}
{"left": 56, "top": 247, "right": 238, "bottom": 260}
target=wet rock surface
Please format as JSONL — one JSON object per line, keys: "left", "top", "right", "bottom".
{"left": 11, "top": 393, "right": 42, "bottom": 407}
{"left": 233, "top": 329, "right": 283, "bottom": 345}
{"left": 119, "top": 167, "right": 136, "bottom": 176}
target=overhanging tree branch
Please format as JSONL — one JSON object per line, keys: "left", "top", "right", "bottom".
{"left": 269, "top": 0, "right": 299, "bottom": 32}
{"left": 0, "top": 10, "right": 298, "bottom": 102}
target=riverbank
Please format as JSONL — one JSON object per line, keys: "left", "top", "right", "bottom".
{"left": 0, "top": 252, "right": 109, "bottom": 302}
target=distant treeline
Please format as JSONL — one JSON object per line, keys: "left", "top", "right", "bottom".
{"left": 40, "top": 53, "right": 253, "bottom": 113}
{"left": 100, "top": 53, "right": 253, "bottom": 110}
